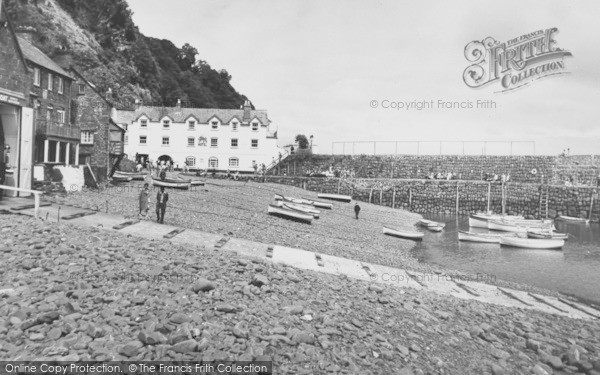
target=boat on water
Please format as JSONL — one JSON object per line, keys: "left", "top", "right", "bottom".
{"left": 427, "top": 226, "right": 443, "bottom": 232}
{"left": 275, "top": 201, "right": 320, "bottom": 218}
{"left": 488, "top": 220, "right": 529, "bottom": 233}
{"left": 557, "top": 216, "right": 590, "bottom": 224}
{"left": 527, "top": 229, "right": 569, "bottom": 240}
{"left": 113, "top": 171, "right": 147, "bottom": 180}
{"left": 382, "top": 226, "right": 424, "bottom": 240}
{"left": 500, "top": 236, "right": 565, "bottom": 249}
{"left": 458, "top": 230, "right": 502, "bottom": 243}
{"left": 469, "top": 213, "right": 525, "bottom": 228}
{"left": 317, "top": 193, "right": 352, "bottom": 203}
{"left": 152, "top": 177, "right": 191, "bottom": 189}
{"left": 267, "top": 204, "right": 312, "bottom": 223}
{"left": 419, "top": 219, "right": 445, "bottom": 230}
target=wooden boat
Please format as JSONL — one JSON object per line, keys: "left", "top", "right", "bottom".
{"left": 113, "top": 171, "right": 147, "bottom": 180}
{"left": 302, "top": 197, "right": 333, "bottom": 209}
{"left": 190, "top": 180, "right": 205, "bottom": 186}
{"left": 274, "top": 194, "right": 313, "bottom": 205}
{"left": 469, "top": 213, "right": 525, "bottom": 228}
{"left": 317, "top": 193, "right": 352, "bottom": 203}
{"left": 488, "top": 220, "right": 528, "bottom": 233}
{"left": 458, "top": 230, "right": 501, "bottom": 243}
{"left": 419, "top": 219, "right": 446, "bottom": 228}
{"left": 498, "top": 218, "right": 554, "bottom": 229}
{"left": 500, "top": 236, "right": 565, "bottom": 249}
{"left": 527, "top": 230, "right": 569, "bottom": 240}
{"left": 152, "top": 177, "right": 191, "bottom": 189}
{"left": 427, "top": 226, "right": 443, "bottom": 232}
{"left": 111, "top": 175, "right": 132, "bottom": 183}
{"left": 280, "top": 202, "right": 320, "bottom": 218}
{"left": 382, "top": 226, "right": 424, "bottom": 240}
{"left": 267, "top": 204, "right": 312, "bottom": 223}
{"left": 557, "top": 216, "right": 590, "bottom": 224}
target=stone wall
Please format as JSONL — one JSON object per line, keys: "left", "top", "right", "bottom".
{"left": 266, "top": 176, "right": 600, "bottom": 222}
{"left": 275, "top": 154, "right": 600, "bottom": 186}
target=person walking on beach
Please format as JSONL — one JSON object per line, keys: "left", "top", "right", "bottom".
{"left": 354, "top": 202, "right": 361, "bottom": 219}
{"left": 138, "top": 183, "right": 150, "bottom": 218}
{"left": 156, "top": 186, "right": 169, "bottom": 224}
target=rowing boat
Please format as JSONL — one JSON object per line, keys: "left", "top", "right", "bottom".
{"left": 458, "top": 230, "right": 502, "bottom": 243}
{"left": 152, "top": 177, "right": 191, "bottom": 189}
{"left": 557, "top": 216, "right": 590, "bottom": 224}
{"left": 113, "top": 171, "right": 147, "bottom": 180}
{"left": 301, "top": 197, "right": 333, "bottom": 209}
{"left": 427, "top": 226, "right": 443, "bottom": 232}
{"left": 317, "top": 193, "right": 352, "bottom": 203}
{"left": 190, "top": 180, "right": 205, "bottom": 186}
{"left": 469, "top": 213, "right": 525, "bottom": 228}
{"left": 267, "top": 204, "right": 312, "bottom": 223}
{"left": 488, "top": 220, "right": 528, "bottom": 233}
{"left": 500, "top": 236, "right": 565, "bottom": 249}
{"left": 526, "top": 230, "right": 569, "bottom": 240}
{"left": 382, "top": 226, "right": 424, "bottom": 240}
{"left": 275, "top": 201, "right": 320, "bottom": 218}
{"left": 419, "top": 219, "right": 446, "bottom": 229}
{"left": 274, "top": 194, "right": 313, "bottom": 205}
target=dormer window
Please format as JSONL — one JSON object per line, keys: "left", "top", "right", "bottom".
{"left": 163, "top": 119, "right": 170, "bottom": 129}
{"left": 211, "top": 121, "right": 218, "bottom": 129}
{"left": 251, "top": 122, "right": 259, "bottom": 131}
{"left": 188, "top": 120, "right": 196, "bottom": 130}
{"left": 140, "top": 119, "right": 147, "bottom": 128}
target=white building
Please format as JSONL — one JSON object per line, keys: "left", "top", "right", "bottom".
{"left": 117, "top": 100, "right": 280, "bottom": 172}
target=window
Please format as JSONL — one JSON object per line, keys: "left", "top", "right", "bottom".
{"left": 252, "top": 122, "right": 259, "bottom": 131}
{"left": 46, "top": 106, "right": 53, "bottom": 121}
{"left": 251, "top": 139, "right": 258, "bottom": 148}
{"left": 81, "top": 131, "right": 94, "bottom": 144}
{"left": 188, "top": 120, "right": 195, "bottom": 130}
{"left": 57, "top": 77, "right": 64, "bottom": 94}
{"left": 140, "top": 119, "right": 147, "bottom": 128}
{"left": 162, "top": 136, "right": 170, "bottom": 145}
{"left": 186, "top": 156, "right": 196, "bottom": 167}
{"left": 187, "top": 137, "right": 195, "bottom": 147}
{"left": 57, "top": 109, "right": 65, "bottom": 123}
{"left": 208, "top": 157, "right": 218, "bottom": 169}
{"left": 198, "top": 136, "right": 207, "bottom": 146}
{"left": 211, "top": 138, "right": 218, "bottom": 147}
{"left": 139, "top": 136, "right": 147, "bottom": 144}
{"left": 33, "top": 68, "right": 40, "bottom": 86}
{"left": 232, "top": 121, "right": 238, "bottom": 131}
{"left": 47, "top": 73, "right": 53, "bottom": 91}
{"left": 163, "top": 119, "right": 170, "bottom": 128}
{"left": 229, "top": 157, "right": 239, "bottom": 168}
{"left": 211, "top": 121, "right": 218, "bottom": 129}
{"left": 124, "top": 135, "right": 128, "bottom": 145}
{"left": 78, "top": 84, "right": 85, "bottom": 94}
{"left": 231, "top": 139, "right": 238, "bottom": 148}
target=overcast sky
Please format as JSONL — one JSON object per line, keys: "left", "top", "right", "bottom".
{"left": 127, "top": 0, "right": 600, "bottom": 155}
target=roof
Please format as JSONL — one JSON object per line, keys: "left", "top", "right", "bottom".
{"left": 113, "top": 109, "right": 135, "bottom": 125}
{"left": 17, "top": 36, "right": 71, "bottom": 78}
{"left": 130, "top": 105, "right": 270, "bottom": 125}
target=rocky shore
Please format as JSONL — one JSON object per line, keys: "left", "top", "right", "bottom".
{"left": 1, "top": 215, "right": 600, "bottom": 374}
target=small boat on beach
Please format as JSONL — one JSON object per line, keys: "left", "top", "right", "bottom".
{"left": 557, "top": 216, "right": 590, "bottom": 224}
{"left": 275, "top": 201, "right": 320, "bottom": 218}
{"left": 382, "top": 226, "right": 424, "bottom": 240}
{"left": 113, "top": 171, "right": 147, "bottom": 180}
{"left": 317, "top": 193, "right": 352, "bottom": 203}
{"left": 189, "top": 180, "right": 205, "bottom": 186}
{"left": 500, "top": 236, "right": 565, "bottom": 249}
{"left": 111, "top": 175, "right": 133, "bottom": 183}
{"left": 301, "top": 197, "right": 333, "bottom": 209}
{"left": 268, "top": 204, "right": 312, "bottom": 223}
{"left": 527, "top": 230, "right": 569, "bottom": 240}
{"left": 152, "top": 177, "right": 191, "bottom": 189}
{"left": 274, "top": 194, "right": 313, "bottom": 205}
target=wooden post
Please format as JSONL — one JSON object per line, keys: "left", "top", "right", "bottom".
{"left": 379, "top": 189, "right": 383, "bottom": 206}
{"left": 369, "top": 187, "right": 373, "bottom": 203}
{"left": 455, "top": 183, "right": 459, "bottom": 214}
{"left": 487, "top": 183, "right": 491, "bottom": 213}
{"left": 409, "top": 188, "right": 412, "bottom": 210}
{"left": 589, "top": 195, "right": 595, "bottom": 221}
{"left": 501, "top": 182, "right": 506, "bottom": 215}
{"left": 337, "top": 178, "right": 341, "bottom": 194}
{"left": 392, "top": 186, "right": 396, "bottom": 208}
{"left": 34, "top": 193, "right": 40, "bottom": 219}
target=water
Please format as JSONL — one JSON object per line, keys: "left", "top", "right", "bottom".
{"left": 413, "top": 214, "right": 600, "bottom": 304}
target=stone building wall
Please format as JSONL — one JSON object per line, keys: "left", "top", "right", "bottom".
{"left": 266, "top": 176, "right": 600, "bottom": 222}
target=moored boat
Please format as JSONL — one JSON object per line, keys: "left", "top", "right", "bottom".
{"left": 527, "top": 230, "right": 569, "bottom": 240}
{"left": 268, "top": 204, "right": 312, "bottom": 223}
{"left": 469, "top": 213, "right": 525, "bottom": 228}
{"left": 458, "top": 230, "right": 501, "bottom": 243}
{"left": 488, "top": 220, "right": 528, "bottom": 233}
{"left": 317, "top": 193, "right": 352, "bottom": 203}
{"left": 557, "top": 216, "right": 590, "bottom": 224}
{"left": 500, "top": 236, "right": 565, "bottom": 249}
{"left": 152, "top": 177, "right": 191, "bottom": 189}
{"left": 382, "top": 226, "right": 424, "bottom": 240}
{"left": 113, "top": 171, "right": 147, "bottom": 180}
{"left": 419, "top": 219, "right": 446, "bottom": 228}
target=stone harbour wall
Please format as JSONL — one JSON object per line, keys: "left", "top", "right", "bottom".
{"left": 275, "top": 154, "right": 600, "bottom": 186}
{"left": 266, "top": 176, "right": 600, "bottom": 221}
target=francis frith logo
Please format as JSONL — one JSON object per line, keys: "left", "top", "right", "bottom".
{"left": 463, "top": 28, "right": 572, "bottom": 92}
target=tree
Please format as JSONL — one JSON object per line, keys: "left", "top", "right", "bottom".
{"left": 177, "top": 43, "right": 198, "bottom": 71}
{"left": 295, "top": 134, "right": 309, "bottom": 149}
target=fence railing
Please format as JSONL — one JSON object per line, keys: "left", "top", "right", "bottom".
{"left": 331, "top": 141, "right": 536, "bottom": 156}
{"left": 36, "top": 120, "right": 81, "bottom": 140}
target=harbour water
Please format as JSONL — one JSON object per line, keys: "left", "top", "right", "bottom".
{"left": 413, "top": 215, "right": 600, "bottom": 305}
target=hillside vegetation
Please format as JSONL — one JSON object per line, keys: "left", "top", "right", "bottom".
{"left": 5, "top": 0, "right": 250, "bottom": 109}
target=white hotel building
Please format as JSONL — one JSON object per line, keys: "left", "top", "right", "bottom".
{"left": 117, "top": 101, "right": 280, "bottom": 172}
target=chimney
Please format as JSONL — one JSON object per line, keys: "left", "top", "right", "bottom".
{"left": 134, "top": 99, "right": 142, "bottom": 110}
{"left": 106, "top": 88, "right": 113, "bottom": 102}
{"left": 176, "top": 98, "right": 181, "bottom": 109}
{"left": 15, "top": 26, "right": 38, "bottom": 43}
{"left": 243, "top": 100, "right": 252, "bottom": 122}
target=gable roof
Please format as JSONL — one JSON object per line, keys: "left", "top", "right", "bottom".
{"left": 17, "top": 36, "right": 71, "bottom": 78}
{"left": 127, "top": 105, "right": 270, "bottom": 125}
{"left": 1, "top": 5, "right": 29, "bottom": 76}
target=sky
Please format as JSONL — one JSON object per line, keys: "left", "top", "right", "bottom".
{"left": 127, "top": 0, "right": 600, "bottom": 155}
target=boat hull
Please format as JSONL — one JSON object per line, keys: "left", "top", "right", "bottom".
{"left": 557, "top": 216, "right": 590, "bottom": 224}
{"left": 500, "top": 237, "right": 564, "bottom": 249}
{"left": 152, "top": 178, "right": 191, "bottom": 189}
{"left": 419, "top": 219, "right": 446, "bottom": 228}
{"left": 488, "top": 220, "right": 528, "bottom": 233}
{"left": 113, "top": 171, "right": 146, "bottom": 180}
{"left": 111, "top": 176, "right": 132, "bottom": 182}
{"left": 382, "top": 226, "right": 424, "bottom": 240}
{"left": 268, "top": 204, "right": 312, "bottom": 223}
{"left": 276, "top": 201, "right": 320, "bottom": 218}
{"left": 317, "top": 193, "right": 352, "bottom": 203}
{"left": 527, "top": 230, "right": 568, "bottom": 240}
{"left": 458, "top": 231, "right": 500, "bottom": 243}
